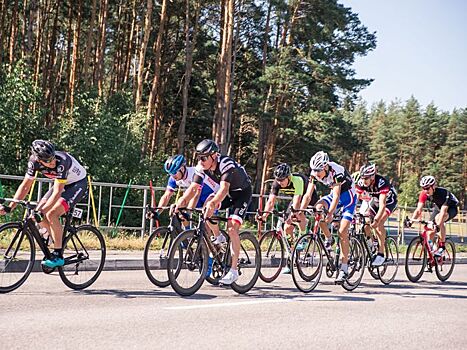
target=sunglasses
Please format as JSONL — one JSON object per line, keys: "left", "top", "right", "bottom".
{"left": 38, "top": 157, "right": 54, "bottom": 164}
{"left": 197, "top": 155, "right": 211, "bottom": 162}
{"left": 422, "top": 186, "right": 431, "bottom": 191}
{"left": 311, "top": 168, "right": 324, "bottom": 172}
{"left": 361, "top": 176, "right": 371, "bottom": 180}
{"left": 276, "top": 177, "right": 288, "bottom": 182}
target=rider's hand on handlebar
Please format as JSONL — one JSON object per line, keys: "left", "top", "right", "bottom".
{"left": 146, "top": 209, "right": 159, "bottom": 220}
{"left": 325, "top": 212, "right": 334, "bottom": 224}
{"left": 256, "top": 212, "right": 267, "bottom": 223}
{"left": 0, "top": 204, "right": 11, "bottom": 215}
{"left": 403, "top": 217, "right": 412, "bottom": 228}
{"left": 202, "top": 201, "right": 217, "bottom": 219}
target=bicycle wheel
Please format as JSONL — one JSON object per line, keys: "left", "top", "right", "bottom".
{"left": 167, "top": 230, "right": 208, "bottom": 296}
{"left": 405, "top": 236, "right": 426, "bottom": 282}
{"left": 291, "top": 233, "right": 323, "bottom": 293}
{"left": 59, "top": 225, "right": 106, "bottom": 290}
{"left": 435, "top": 239, "right": 456, "bottom": 282}
{"left": 342, "top": 237, "right": 365, "bottom": 291}
{"left": 231, "top": 232, "right": 261, "bottom": 294}
{"left": 0, "top": 223, "right": 35, "bottom": 293}
{"left": 258, "top": 230, "right": 285, "bottom": 283}
{"left": 144, "top": 227, "right": 181, "bottom": 288}
{"left": 378, "top": 236, "right": 399, "bottom": 285}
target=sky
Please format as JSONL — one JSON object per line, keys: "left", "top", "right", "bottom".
{"left": 341, "top": 0, "right": 467, "bottom": 112}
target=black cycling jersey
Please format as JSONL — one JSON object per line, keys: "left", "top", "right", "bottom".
{"left": 419, "top": 187, "right": 459, "bottom": 209}
{"left": 355, "top": 174, "right": 397, "bottom": 206}
{"left": 193, "top": 155, "right": 251, "bottom": 191}
{"left": 26, "top": 151, "right": 87, "bottom": 184}
{"left": 270, "top": 173, "right": 308, "bottom": 196}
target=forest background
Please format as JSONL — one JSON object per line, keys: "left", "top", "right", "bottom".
{"left": 0, "top": 0, "right": 465, "bottom": 211}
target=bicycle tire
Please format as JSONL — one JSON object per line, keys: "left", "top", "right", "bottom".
{"left": 405, "top": 236, "right": 427, "bottom": 282}
{"left": 167, "top": 230, "right": 208, "bottom": 296}
{"left": 435, "top": 239, "right": 456, "bottom": 282}
{"left": 59, "top": 225, "right": 106, "bottom": 290}
{"left": 0, "top": 222, "right": 35, "bottom": 293}
{"left": 231, "top": 232, "right": 261, "bottom": 294}
{"left": 258, "top": 230, "right": 285, "bottom": 283}
{"left": 378, "top": 236, "right": 399, "bottom": 285}
{"left": 291, "top": 233, "right": 323, "bottom": 293}
{"left": 342, "top": 237, "right": 365, "bottom": 291}
{"left": 144, "top": 227, "right": 181, "bottom": 288}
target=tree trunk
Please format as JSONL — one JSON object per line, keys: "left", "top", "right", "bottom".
{"left": 135, "top": 0, "right": 153, "bottom": 110}
{"left": 69, "top": 0, "right": 82, "bottom": 111}
{"left": 144, "top": 0, "right": 169, "bottom": 160}
{"left": 44, "top": 0, "right": 60, "bottom": 125}
{"left": 83, "top": 0, "right": 97, "bottom": 85}
{"left": 123, "top": 0, "right": 137, "bottom": 85}
{"left": 0, "top": 0, "right": 5, "bottom": 66}
{"left": 9, "top": 0, "right": 19, "bottom": 68}
{"left": 95, "top": 0, "right": 108, "bottom": 96}
{"left": 177, "top": 0, "right": 201, "bottom": 153}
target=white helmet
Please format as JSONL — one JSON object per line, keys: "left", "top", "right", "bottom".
{"left": 309, "top": 151, "right": 329, "bottom": 171}
{"left": 420, "top": 175, "right": 436, "bottom": 188}
{"left": 360, "top": 163, "right": 376, "bottom": 177}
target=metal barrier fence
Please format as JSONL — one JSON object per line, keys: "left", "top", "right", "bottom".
{"left": 1, "top": 174, "right": 466, "bottom": 240}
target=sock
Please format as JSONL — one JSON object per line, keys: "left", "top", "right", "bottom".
{"left": 53, "top": 249, "right": 62, "bottom": 257}
{"left": 341, "top": 263, "right": 348, "bottom": 273}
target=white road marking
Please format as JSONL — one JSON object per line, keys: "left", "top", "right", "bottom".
{"left": 164, "top": 296, "right": 343, "bottom": 310}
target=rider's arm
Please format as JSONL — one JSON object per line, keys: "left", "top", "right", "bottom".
{"left": 411, "top": 201, "right": 424, "bottom": 221}
{"left": 208, "top": 181, "right": 230, "bottom": 208}
{"left": 328, "top": 184, "right": 341, "bottom": 215}
{"left": 300, "top": 181, "right": 316, "bottom": 210}
{"left": 176, "top": 182, "right": 200, "bottom": 208}
{"left": 40, "top": 180, "right": 66, "bottom": 213}
{"left": 374, "top": 192, "right": 388, "bottom": 223}
{"left": 187, "top": 188, "right": 201, "bottom": 209}
{"left": 8, "top": 177, "right": 35, "bottom": 210}
{"left": 291, "top": 194, "right": 302, "bottom": 211}
{"left": 262, "top": 195, "right": 276, "bottom": 217}
{"left": 157, "top": 189, "right": 174, "bottom": 212}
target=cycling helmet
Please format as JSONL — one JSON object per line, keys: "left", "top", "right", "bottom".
{"left": 420, "top": 175, "right": 436, "bottom": 188}
{"left": 360, "top": 163, "right": 376, "bottom": 177}
{"left": 164, "top": 154, "right": 186, "bottom": 175}
{"left": 309, "top": 151, "right": 329, "bottom": 171}
{"left": 274, "top": 163, "right": 291, "bottom": 180}
{"left": 195, "top": 139, "right": 219, "bottom": 155}
{"left": 31, "top": 139, "right": 55, "bottom": 161}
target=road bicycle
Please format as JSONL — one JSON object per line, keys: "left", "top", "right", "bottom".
{"left": 257, "top": 209, "right": 301, "bottom": 282}
{"left": 351, "top": 213, "right": 399, "bottom": 285}
{"left": 166, "top": 208, "right": 261, "bottom": 296}
{"left": 290, "top": 207, "right": 365, "bottom": 292}
{"left": 404, "top": 217, "right": 455, "bottom": 282}
{"left": 0, "top": 198, "right": 106, "bottom": 293}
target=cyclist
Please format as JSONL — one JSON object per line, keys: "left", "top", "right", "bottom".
{"left": 174, "top": 139, "right": 252, "bottom": 285}
{"left": 355, "top": 163, "right": 398, "bottom": 267}
{"left": 257, "top": 163, "right": 318, "bottom": 273}
{"left": 300, "top": 151, "right": 356, "bottom": 284}
{"left": 0, "top": 140, "right": 87, "bottom": 268}
{"left": 410, "top": 175, "right": 459, "bottom": 257}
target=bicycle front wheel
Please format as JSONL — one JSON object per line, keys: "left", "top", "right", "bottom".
{"left": 291, "top": 233, "right": 323, "bottom": 293}
{"left": 405, "top": 236, "right": 426, "bottom": 283}
{"left": 231, "top": 231, "right": 261, "bottom": 294}
{"left": 59, "top": 225, "right": 106, "bottom": 290}
{"left": 258, "top": 230, "right": 285, "bottom": 283}
{"left": 378, "top": 236, "right": 399, "bottom": 285}
{"left": 144, "top": 227, "right": 181, "bottom": 288}
{"left": 167, "top": 230, "right": 208, "bottom": 296}
{"left": 342, "top": 237, "right": 365, "bottom": 291}
{"left": 435, "top": 239, "right": 456, "bottom": 282}
{"left": 0, "top": 222, "right": 35, "bottom": 293}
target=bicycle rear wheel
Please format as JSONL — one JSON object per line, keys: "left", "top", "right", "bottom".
{"left": 258, "top": 230, "right": 284, "bottom": 283}
{"left": 0, "top": 223, "right": 35, "bottom": 293}
{"left": 167, "top": 230, "right": 208, "bottom": 296}
{"left": 144, "top": 227, "right": 181, "bottom": 288}
{"left": 291, "top": 233, "right": 323, "bottom": 293}
{"left": 378, "top": 236, "right": 399, "bottom": 285}
{"left": 405, "top": 236, "right": 426, "bottom": 282}
{"left": 342, "top": 237, "right": 365, "bottom": 291}
{"left": 231, "top": 232, "right": 261, "bottom": 294}
{"left": 59, "top": 225, "right": 106, "bottom": 290}
{"left": 435, "top": 239, "right": 455, "bottom": 282}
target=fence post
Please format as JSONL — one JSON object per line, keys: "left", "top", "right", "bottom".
{"left": 108, "top": 186, "right": 113, "bottom": 227}
{"left": 141, "top": 188, "right": 147, "bottom": 239}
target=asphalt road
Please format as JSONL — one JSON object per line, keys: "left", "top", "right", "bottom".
{"left": 1, "top": 265, "right": 466, "bottom": 350}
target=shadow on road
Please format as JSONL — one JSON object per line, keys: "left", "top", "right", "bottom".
{"left": 75, "top": 288, "right": 217, "bottom": 300}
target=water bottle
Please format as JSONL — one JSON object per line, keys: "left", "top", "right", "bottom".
{"left": 372, "top": 239, "right": 379, "bottom": 253}
{"left": 206, "top": 255, "right": 213, "bottom": 277}
{"left": 428, "top": 240, "right": 434, "bottom": 252}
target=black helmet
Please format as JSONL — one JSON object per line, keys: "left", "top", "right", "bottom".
{"left": 274, "top": 163, "right": 291, "bottom": 180}
{"left": 195, "top": 139, "right": 219, "bottom": 155}
{"left": 31, "top": 140, "right": 55, "bottom": 161}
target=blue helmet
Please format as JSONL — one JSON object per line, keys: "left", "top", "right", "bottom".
{"left": 164, "top": 155, "right": 186, "bottom": 175}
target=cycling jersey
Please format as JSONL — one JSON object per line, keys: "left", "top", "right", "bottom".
{"left": 26, "top": 151, "right": 86, "bottom": 184}
{"left": 418, "top": 187, "right": 459, "bottom": 209}
{"left": 166, "top": 166, "right": 219, "bottom": 207}
{"left": 355, "top": 174, "right": 397, "bottom": 206}
{"left": 193, "top": 155, "right": 251, "bottom": 191}
{"left": 310, "top": 161, "right": 354, "bottom": 193}
{"left": 270, "top": 173, "right": 308, "bottom": 196}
